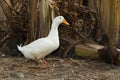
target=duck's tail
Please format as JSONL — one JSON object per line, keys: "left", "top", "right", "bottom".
{"left": 17, "top": 44, "right": 23, "bottom": 53}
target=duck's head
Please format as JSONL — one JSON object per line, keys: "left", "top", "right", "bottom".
{"left": 53, "top": 16, "right": 69, "bottom": 25}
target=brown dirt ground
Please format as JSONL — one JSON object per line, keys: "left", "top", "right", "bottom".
{"left": 0, "top": 57, "right": 120, "bottom": 80}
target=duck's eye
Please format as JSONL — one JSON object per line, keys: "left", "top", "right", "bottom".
{"left": 59, "top": 17, "right": 62, "bottom": 19}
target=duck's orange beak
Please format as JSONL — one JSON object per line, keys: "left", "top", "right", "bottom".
{"left": 62, "top": 19, "right": 70, "bottom": 25}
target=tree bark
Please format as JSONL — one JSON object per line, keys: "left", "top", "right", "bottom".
{"left": 0, "top": 0, "right": 12, "bottom": 18}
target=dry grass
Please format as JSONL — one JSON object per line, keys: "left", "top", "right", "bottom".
{"left": 0, "top": 57, "right": 120, "bottom": 80}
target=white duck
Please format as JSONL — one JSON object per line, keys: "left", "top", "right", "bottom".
{"left": 17, "top": 16, "right": 69, "bottom": 63}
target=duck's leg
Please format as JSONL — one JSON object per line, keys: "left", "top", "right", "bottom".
{"left": 40, "top": 58, "right": 48, "bottom": 64}
{"left": 40, "top": 58, "right": 52, "bottom": 68}
{"left": 34, "top": 57, "right": 40, "bottom": 65}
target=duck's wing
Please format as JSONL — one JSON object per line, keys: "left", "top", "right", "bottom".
{"left": 24, "top": 38, "right": 47, "bottom": 48}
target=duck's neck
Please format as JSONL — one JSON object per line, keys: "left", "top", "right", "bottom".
{"left": 47, "top": 22, "right": 59, "bottom": 41}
